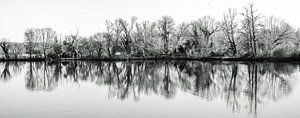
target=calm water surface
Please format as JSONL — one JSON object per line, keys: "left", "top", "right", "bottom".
{"left": 0, "top": 61, "right": 299, "bottom": 118}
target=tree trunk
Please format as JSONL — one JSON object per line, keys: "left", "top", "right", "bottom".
{"left": 44, "top": 50, "right": 47, "bottom": 59}
{"left": 29, "top": 44, "right": 32, "bottom": 60}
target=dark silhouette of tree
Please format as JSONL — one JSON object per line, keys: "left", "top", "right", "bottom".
{"left": 0, "top": 38, "right": 11, "bottom": 59}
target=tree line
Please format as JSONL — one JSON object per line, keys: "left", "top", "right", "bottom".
{"left": 1, "top": 3, "right": 300, "bottom": 59}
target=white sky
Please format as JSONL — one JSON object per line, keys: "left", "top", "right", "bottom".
{"left": 0, "top": 0, "right": 299, "bottom": 42}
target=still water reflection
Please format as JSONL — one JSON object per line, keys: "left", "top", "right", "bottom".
{"left": 0, "top": 61, "right": 299, "bottom": 118}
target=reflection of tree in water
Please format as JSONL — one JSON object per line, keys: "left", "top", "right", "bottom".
{"left": 160, "top": 62, "right": 176, "bottom": 99}
{"left": 0, "top": 62, "right": 11, "bottom": 81}
{"left": 13, "top": 61, "right": 298, "bottom": 114}
{"left": 0, "top": 62, "right": 24, "bottom": 81}
{"left": 209, "top": 62, "right": 297, "bottom": 115}
{"left": 64, "top": 61, "right": 78, "bottom": 83}
{"left": 109, "top": 62, "right": 133, "bottom": 99}
{"left": 26, "top": 62, "right": 58, "bottom": 91}
{"left": 192, "top": 62, "right": 214, "bottom": 99}
{"left": 259, "top": 63, "right": 295, "bottom": 101}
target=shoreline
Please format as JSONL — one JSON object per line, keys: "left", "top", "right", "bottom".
{"left": 0, "top": 56, "right": 299, "bottom": 62}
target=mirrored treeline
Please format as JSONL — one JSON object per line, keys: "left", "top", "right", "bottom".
{"left": 0, "top": 61, "right": 298, "bottom": 114}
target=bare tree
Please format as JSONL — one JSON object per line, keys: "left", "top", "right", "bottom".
{"left": 50, "top": 36, "right": 62, "bottom": 58}
{"left": 77, "top": 37, "right": 94, "bottom": 57}
{"left": 198, "top": 16, "right": 219, "bottom": 49}
{"left": 174, "top": 23, "right": 189, "bottom": 55}
{"left": 221, "top": 8, "right": 238, "bottom": 56}
{"left": 38, "top": 28, "right": 57, "bottom": 58}
{"left": 116, "top": 17, "right": 137, "bottom": 56}
{"left": 24, "top": 28, "right": 36, "bottom": 59}
{"left": 240, "top": 3, "right": 261, "bottom": 57}
{"left": 0, "top": 38, "right": 11, "bottom": 59}
{"left": 11, "top": 43, "right": 23, "bottom": 59}
{"left": 188, "top": 16, "right": 218, "bottom": 56}
{"left": 176, "top": 23, "right": 190, "bottom": 42}
{"left": 134, "top": 21, "right": 147, "bottom": 56}
{"left": 92, "top": 33, "right": 104, "bottom": 58}
{"left": 134, "top": 21, "right": 158, "bottom": 56}
{"left": 262, "top": 16, "right": 293, "bottom": 56}
{"left": 70, "top": 30, "right": 79, "bottom": 58}
{"left": 158, "top": 16, "right": 175, "bottom": 55}
{"left": 63, "top": 30, "right": 79, "bottom": 58}
{"left": 103, "top": 20, "right": 115, "bottom": 57}
{"left": 188, "top": 21, "right": 203, "bottom": 55}
{"left": 294, "top": 28, "right": 300, "bottom": 54}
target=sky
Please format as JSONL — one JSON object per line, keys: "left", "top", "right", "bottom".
{"left": 0, "top": 0, "right": 299, "bottom": 42}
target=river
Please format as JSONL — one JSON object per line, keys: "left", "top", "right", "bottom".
{"left": 0, "top": 61, "right": 299, "bottom": 118}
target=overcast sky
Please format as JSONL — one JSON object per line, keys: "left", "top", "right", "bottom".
{"left": 0, "top": 0, "right": 299, "bottom": 42}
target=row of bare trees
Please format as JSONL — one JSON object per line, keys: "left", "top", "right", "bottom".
{"left": 0, "top": 3, "right": 299, "bottom": 59}
{"left": 24, "top": 28, "right": 57, "bottom": 59}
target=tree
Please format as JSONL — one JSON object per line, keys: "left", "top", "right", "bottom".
{"left": 37, "top": 28, "right": 57, "bottom": 58}
{"left": 116, "top": 17, "right": 137, "bottom": 56}
{"left": 175, "top": 23, "right": 190, "bottom": 42}
{"left": 134, "top": 21, "right": 147, "bottom": 56}
{"left": 134, "top": 21, "right": 159, "bottom": 56}
{"left": 0, "top": 38, "right": 11, "bottom": 59}
{"left": 198, "top": 16, "right": 219, "bottom": 49}
{"left": 11, "top": 43, "right": 23, "bottom": 59}
{"left": 49, "top": 37, "right": 62, "bottom": 59}
{"left": 221, "top": 8, "right": 238, "bottom": 56}
{"left": 24, "top": 28, "right": 37, "bottom": 59}
{"left": 294, "top": 28, "right": 300, "bottom": 54}
{"left": 158, "top": 16, "right": 175, "bottom": 55}
{"left": 63, "top": 30, "right": 79, "bottom": 58}
{"left": 174, "top": 23, "right": 189, "bottom": 55}
{"left": 78, "top": 37, "right": 95, "bottom": 57}
{"left": 70, "top": 31, "right": 79, "bottom": 58}
{"left": 262, "top": 16, "right": 293, "bottom": 56}
{"left": 188, "top": 16, "right": 219, "bottom": 56}
{"left": 103, "top": 20, "right": 115, "bottom": 57}
{"left": 240, "top": 3, "right": 261, "bottom": 57}
{"left": 92, "top": 33, "right": 104, "bottom": 58}
{"left": 188, "top": 20, "right": 203, "bottom": 56}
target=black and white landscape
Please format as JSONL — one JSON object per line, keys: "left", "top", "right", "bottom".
{"left": 0, "top": 0, "right": 300, "bottom": 118}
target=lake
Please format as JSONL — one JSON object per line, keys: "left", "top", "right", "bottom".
{"left": 0, "top": 61, "right": 299, "bottom": 118}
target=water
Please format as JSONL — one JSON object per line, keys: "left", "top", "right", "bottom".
{"left": 0, "top": 61, "right": 299, "bottom": 118}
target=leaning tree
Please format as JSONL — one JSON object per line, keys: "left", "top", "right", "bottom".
{"left": 0, "top": 38, "right": 11, "bottom": 59}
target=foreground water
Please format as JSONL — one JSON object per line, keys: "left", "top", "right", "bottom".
{"left": 0, "top": 61, "right": 299, "bottom": 118}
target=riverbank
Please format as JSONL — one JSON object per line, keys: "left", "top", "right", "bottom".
{"left": 0, "top": 56, "right": 300, "bottom": 62}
